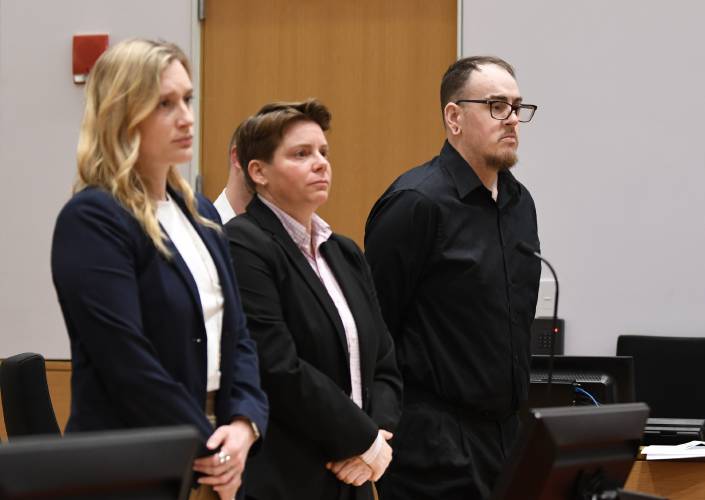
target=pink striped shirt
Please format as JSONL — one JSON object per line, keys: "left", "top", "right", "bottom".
{"left": 259, "top": 196, "right": 364, "bottom": 408}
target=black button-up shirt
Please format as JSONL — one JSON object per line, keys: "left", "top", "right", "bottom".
{"left": 365, "top": 141, "right": 541, "bottom": 417}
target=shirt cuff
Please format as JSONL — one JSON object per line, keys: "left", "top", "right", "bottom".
{"left": 360, "top": 430, "right": 384, "bottom": 465}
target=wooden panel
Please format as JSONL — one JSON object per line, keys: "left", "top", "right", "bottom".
{"left": 0, "top": 360, "right": 71, "bottom": 441}
{"left": 201, "top": 0, "right": 456, "bottom": 245}
{"left": 626, "top": 460, "right": 705, "bottom": 499}
{"left": 45, "top": 360, "right": 71, "bottom": 434}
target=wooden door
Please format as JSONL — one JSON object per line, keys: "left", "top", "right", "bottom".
{"left": 201, "top": 0, "right": 456, "bottom": 245}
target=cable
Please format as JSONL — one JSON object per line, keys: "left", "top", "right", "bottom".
{"left": 574, "top": 386, "right": 600, "bottom": 406}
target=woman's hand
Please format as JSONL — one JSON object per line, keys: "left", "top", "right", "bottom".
{"left": 365, "top": 430, "right": 393, "bottom": 481}
{"left": 192, "top": 418, "right": 258, "bottom": 499}
{"left": 325, "top": 429, "right": 394, "bottom": 485}
{"left": 326, "top": 456, "right": 373, "bottom": 486}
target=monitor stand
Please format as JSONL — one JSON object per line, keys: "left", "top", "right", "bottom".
{"left": 571, "top": 469, "right": 666, "bottom": 500}
{"left": 527, "top": 379, "right": 575, "bottom": 408}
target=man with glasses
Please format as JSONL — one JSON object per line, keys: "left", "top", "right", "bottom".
{"left": 365, "top": 56, "right": 541, "bottom": 500}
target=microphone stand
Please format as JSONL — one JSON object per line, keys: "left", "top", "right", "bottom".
{"left": 517, "top": 242, "right": 560, "bottom": 397}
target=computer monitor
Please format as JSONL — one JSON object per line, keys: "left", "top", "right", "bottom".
{"left": 0, "top": 426, "right": 199, "bottom": 499}
{"left": 491, "top": 402, "right": 650, "bottom": 500}
{"left": 529, "top": 355, "right": 636, "bottom": 408}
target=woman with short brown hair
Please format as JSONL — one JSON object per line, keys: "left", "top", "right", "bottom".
{"left": 225, "top": 99, "right": 402, "bottom": 500}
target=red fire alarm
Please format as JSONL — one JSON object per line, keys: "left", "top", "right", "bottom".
{"left": 73, "top": 34, "right": 109, "bottom": 84}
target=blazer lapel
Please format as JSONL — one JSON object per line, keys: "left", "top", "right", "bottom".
{"left": 319, "top": 238, "right": 371, "bottom": 379}
{"left": 161, "top": 232, "right": 203, "bottom": 322}
{"left": 247, "top": 198, "right": 349, "bottom": 356}
{"left": 185, "top": 199, "right": 236, "bottom": 310}
{"left": 161, "top": 189, "right": 233, "bottom": 327}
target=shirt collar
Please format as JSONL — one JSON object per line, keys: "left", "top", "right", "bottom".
{"left": 258, "top": 195, "right": 332, "bottom": 257}
{"left": 440, "top": 140, "right": 521, "bottom": 204}
{"left": 213, "top": 189, "right": 236, "bottom": 224}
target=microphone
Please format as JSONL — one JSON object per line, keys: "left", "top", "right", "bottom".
{"left": 517, "top": 241, "right": 560, "bottom": 395}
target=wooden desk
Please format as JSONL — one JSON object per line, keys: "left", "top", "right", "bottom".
{"left": 626, "top": 459, "right": 705, "bottom": 500}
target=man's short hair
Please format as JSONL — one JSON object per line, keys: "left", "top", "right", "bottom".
{"left": 233, "top": 99, "right": 331, "bottom": 192}
{"left": 440, "top": 56, "right": 516, "bottom": 114}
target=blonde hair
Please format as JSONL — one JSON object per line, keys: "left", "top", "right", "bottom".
{"left": 75, "top": 38, "right": 218, "bottom": 256}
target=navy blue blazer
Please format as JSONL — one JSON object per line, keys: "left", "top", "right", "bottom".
{"left": 51, "top": 186, "right": 268, "bottom": 452}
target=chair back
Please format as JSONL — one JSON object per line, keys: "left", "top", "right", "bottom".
{"left": 0, "top": 352, "right": 61, "bottom": 438}
{"left": 617, "top": 335, "right": 705, "bottom": 418}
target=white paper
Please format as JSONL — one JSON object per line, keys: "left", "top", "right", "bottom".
{"left": 643, "top": 441, "right": 705, "bottom": 460}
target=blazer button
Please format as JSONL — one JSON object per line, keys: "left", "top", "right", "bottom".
{"left": 194, "top": 338, "right": 202, "bottom": 344}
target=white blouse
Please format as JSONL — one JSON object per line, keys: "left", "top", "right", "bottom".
{"left": 156, "top": 197, "right": 224, "bottom": 392}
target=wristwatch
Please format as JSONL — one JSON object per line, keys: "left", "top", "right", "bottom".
{"left": 235, "top": 417, "right": 260, "bottom": 441}
{"left": 248, "top": 419, "right": 261, "bottom": 441}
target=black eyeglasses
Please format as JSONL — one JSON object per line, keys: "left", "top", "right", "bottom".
{"left": 454, "top": 99, "right": 538, "bottom": 122}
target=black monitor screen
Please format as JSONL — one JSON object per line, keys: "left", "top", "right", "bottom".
{"left": 0, "top": 426, "right": 199, "bottom": 499}
{"left": 530, "top": 355, "right": 636, "bottom": 408}
{"left": 492, "top": 402, "right": 649, "bottom": 500}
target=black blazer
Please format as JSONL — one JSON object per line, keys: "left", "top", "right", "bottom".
{"left": 225, "top": 197, "right": 402, "bottom": 500}
{"left": 51, "top": 187, "right": 268, "bottom": 453}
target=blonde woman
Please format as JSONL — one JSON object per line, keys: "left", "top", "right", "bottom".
{"left": 50, "top": 39, "right": 268, "bottom": 500}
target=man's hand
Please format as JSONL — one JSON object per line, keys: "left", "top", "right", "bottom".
{"left": 192, "top": 419, "right": 258, "bottom": 500}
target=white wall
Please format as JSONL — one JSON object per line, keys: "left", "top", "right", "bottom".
{"left": 463, "top": 1, "right": 705, "bottom": 355}
{"left": 4, "top": 1, "right": 704, "bottom": 360}
{"left": 0, "top": 0, "right": 196, "bottom": 358}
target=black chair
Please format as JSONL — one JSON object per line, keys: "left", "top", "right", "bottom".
{"left": 0, "top": 352, "right": 61, "bottom": 438}
{"left": 616, "top": 335, "right": 705, "bottom": 418}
